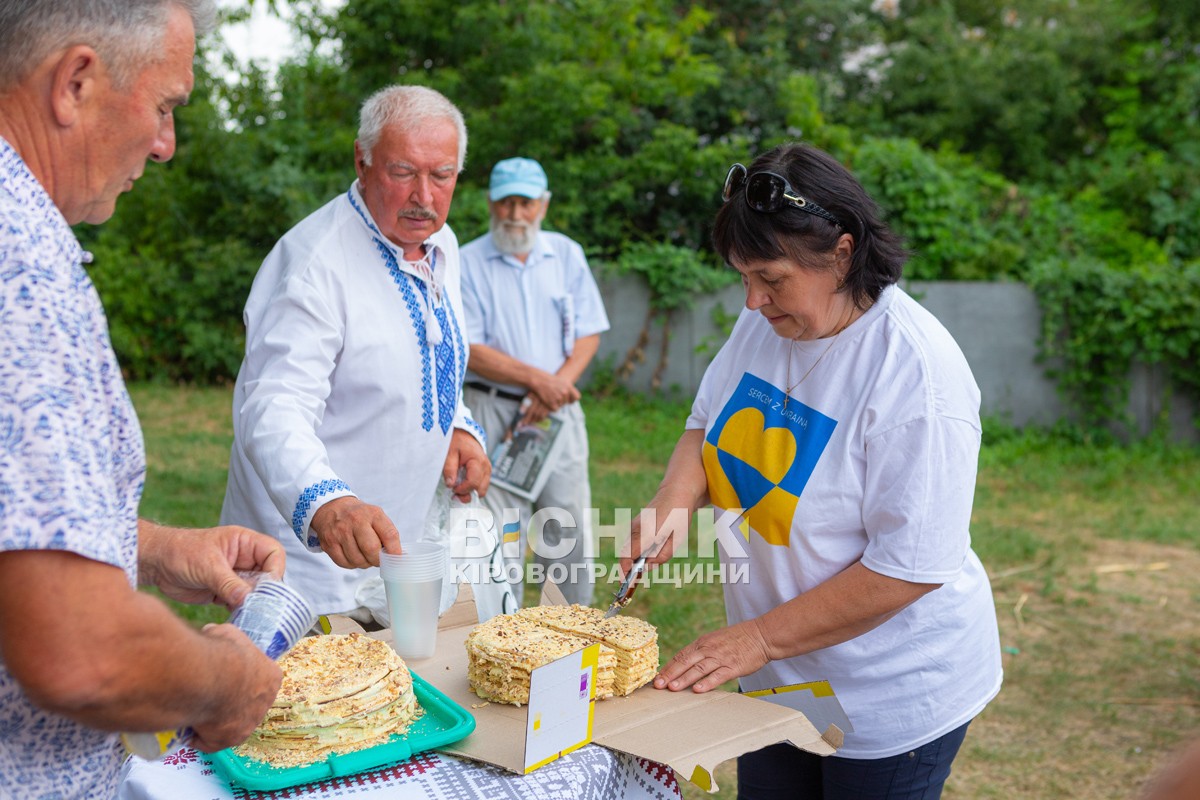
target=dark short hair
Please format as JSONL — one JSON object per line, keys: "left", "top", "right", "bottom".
{"left": 712, "top": 142, "right": 908, "bottom": 310}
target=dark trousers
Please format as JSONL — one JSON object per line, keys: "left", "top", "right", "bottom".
{"left": 737, "top": 721, "right": 970, "bottom": 800}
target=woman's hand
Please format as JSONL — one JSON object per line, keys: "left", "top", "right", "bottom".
{"left": 654, "top": 618, "right": 773, "bottom": 693}
{"left": 617, "top": 429, "right": 709, "bottom": 578}
{"left": 656, "top": 564, "right": 941, "bottom": 694}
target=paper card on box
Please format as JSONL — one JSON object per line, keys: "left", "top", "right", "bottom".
{"left": 523, "top": 643, "right": 600, "bottom": 773}
{"left": 385, "top": 588, "right": 841, "bottom": 791}
{"left": 743, "top": 680, "right": 854, "bottom": 734}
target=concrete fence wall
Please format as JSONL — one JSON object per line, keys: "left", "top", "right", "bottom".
{"left": 591, "top": 274, "right": 1197, "bottom": 442}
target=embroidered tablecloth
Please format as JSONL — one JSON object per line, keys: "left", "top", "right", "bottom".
{"left": 118, "top": 745, "right": 682, "bottom": 800}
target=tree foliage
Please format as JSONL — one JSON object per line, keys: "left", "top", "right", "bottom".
{"left": 82, "top": 0, "right": 1200, "bottom": 435}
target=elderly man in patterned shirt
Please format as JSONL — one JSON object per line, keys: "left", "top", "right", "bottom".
{"left": 0, "top": 2, "right": 286, "bottom": 798}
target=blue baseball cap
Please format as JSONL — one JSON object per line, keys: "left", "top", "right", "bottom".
{"left": 488, "top": 157, "right": 548, "bottom": 201}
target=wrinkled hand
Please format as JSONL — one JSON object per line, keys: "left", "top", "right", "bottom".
{"left": 654, "top": 619, "right": 773, "bottom": 694}
{"left": 519, "top": 396, "right": 552, "bottom": 426}
{"left": 444, "top": 428, "right": 491, "bottom": 501}
{"left": 188, "top": 623, "right": 283, "bottom": 752}
{"left": 310, "top": 497, "right": 401, "bottom": 568}
{"left": 528, "top": 371, "right": 580, "bottom": 412}
{"left": 141, "top": 524, "right": 286, "bottom": 609}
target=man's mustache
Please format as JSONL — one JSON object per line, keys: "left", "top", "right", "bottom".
{"left": 399, "top": 206, "right": 437, "bottom": 221}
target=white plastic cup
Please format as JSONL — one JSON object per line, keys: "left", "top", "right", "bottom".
{"left": 379, "top": 541, "right": 445, "bottom": 659}
{"left": 228, "top": 578, "right": 316, "bottom": 660}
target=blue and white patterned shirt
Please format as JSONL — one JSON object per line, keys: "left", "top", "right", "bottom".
{"left": 0, "top": 137, "right": 146, "bottom": 797}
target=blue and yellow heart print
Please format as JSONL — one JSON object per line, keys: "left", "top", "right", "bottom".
{"left": 702, "top": 373, "right": 837, "bottom": 546}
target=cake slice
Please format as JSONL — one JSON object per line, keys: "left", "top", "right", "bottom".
{"left": 515, "top": 604, "right": 659, "bottom": 697}
{"left": 464, "top": 613, "right": 616, "bottom": 705}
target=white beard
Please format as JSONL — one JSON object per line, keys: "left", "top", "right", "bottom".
{"left": 490, "top": 216, "right": 540, "bottom": 256}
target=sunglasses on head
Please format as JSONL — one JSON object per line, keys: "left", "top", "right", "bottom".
{"left": 722, "top": 163, "right": 842, "bottom": 228}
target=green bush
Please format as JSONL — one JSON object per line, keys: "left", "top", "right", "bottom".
{"left": 1029, "top": 258, "right": 1200, "bottom": 439}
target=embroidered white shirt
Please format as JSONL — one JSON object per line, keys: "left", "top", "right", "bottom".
{"left": 221, "top": 182, "right": 484, "bottom": 614}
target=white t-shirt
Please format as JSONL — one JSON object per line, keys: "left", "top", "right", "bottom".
{"left": 221, "top": 182, "right": 484, "bottom": 615}
{"left": 687, "top": 284, "right": 1002, "bottom": 758}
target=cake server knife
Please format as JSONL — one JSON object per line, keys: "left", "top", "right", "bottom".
{"left": 603, "top": 551, "right": 649, "bottom": 618}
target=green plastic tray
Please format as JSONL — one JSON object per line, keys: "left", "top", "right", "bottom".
{"left": 209, "top": 671, "right": 475, "bottom": 791}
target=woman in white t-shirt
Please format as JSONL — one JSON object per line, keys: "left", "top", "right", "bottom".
{"left": 624, "top": 143, "right": 1002, "bottom": 799}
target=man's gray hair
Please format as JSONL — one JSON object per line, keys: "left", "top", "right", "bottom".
{"left": 358, "top": 85, "right": 468, "bottom": 171}
{"left": 0, "top": 0, "right": 216, "bottom": 93}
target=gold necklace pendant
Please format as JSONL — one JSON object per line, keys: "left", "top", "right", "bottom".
{"left": 783, "top": 331, "right": 841, "bottom": 410}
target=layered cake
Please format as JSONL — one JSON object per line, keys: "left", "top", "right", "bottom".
{"left": 466, "top": 605, "right": 659, "bottom": 706}
{"left": 235, "top": 633, "right": 423, "bottom": 768}
{"left": 516, "top": 604, "right": 659, "bottom": 697}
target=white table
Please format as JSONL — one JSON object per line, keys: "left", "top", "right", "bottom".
{"left": 119, "top": 744, "right": 683, "bottom": 800}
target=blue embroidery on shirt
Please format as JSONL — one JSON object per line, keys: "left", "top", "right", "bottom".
{"left": 395, "top": 267, "right": 436, "bottom": 431}
{"left": 345, "top": 187, "right": 466, "bottom": 434}
{"left": 462, "top": 417, "right": 487, "bottom": 449}
{"left": 292, "top": 478, "right": 351, "bottom": 544}
{"left": 413, "top": 279, "right": 466, "bottom": 435}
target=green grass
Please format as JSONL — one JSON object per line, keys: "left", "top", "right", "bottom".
{"left": 130, "top": 384, "right": 1200, "bottom": 800}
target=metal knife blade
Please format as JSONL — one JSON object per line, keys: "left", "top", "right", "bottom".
{"left": 603, "top": 552, "right": 649, "bottom": 618}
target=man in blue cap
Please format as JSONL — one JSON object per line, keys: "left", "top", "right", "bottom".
{"left": 460, "top": 157, "right": 609, "bottom": 606}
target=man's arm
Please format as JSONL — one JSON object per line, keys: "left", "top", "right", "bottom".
{"left": 554, "top": 333, "right": 600, "bottom": 386}
{"left": 0, "top": 549, "right": 281, "bottom": 751}
{"left": 469, "top": 333, "right": 602, "bottom": 424}
{"left": 517, "top": 334, "right": 601, "bottom": 423}
{"left": 442, "top": 427, "right": 492, "bottom": 501}
{"left": 468, "top": 344, "right": 580, "bottom": 410}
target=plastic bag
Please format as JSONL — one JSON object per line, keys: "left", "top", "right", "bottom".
{"left": 425, "top": 483, "right": 517, "bottom": 623}
{"left": 358, "top": 484, "right": 517, "bottom": 626}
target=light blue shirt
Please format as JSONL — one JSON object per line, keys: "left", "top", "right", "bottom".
{"left": 460, "top": 230, "right": 609, "bottom": 394}
{"left": 0, "top": 136, "right": 145, "bottom": 798}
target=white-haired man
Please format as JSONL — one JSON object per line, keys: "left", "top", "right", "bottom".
{"left": 221, "top": 85, "right": 490, "bottom": 623}
{"left": 0, "top": 2, "right": 286, "bottom": 796}
{"left": 460, "top": 157, "right": 609, "bottom": 606}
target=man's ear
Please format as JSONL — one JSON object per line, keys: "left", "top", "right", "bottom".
{"left": 49, "top": 45, "right": 102, "bottom": 128}
{"left": 353, "top": 140, "right": 367, "bottom": 181}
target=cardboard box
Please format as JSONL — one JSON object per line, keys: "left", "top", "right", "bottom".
{"left": 364, "top": 584, "right": 842, "bottom": 793}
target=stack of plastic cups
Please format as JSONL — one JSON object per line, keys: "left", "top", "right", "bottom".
{"left": 121, "top": 577, "right": 316, "bottom": 760}
{"left": 227, "top": 578, "right": 317, "bottom": 660}
{"left": 379, "top": 542, "right": 445, "bottom": 660}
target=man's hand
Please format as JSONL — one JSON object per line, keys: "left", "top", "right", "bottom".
{"left": 310, "top": 497, "right": 402, "bottom": 568}
{"left": 519, "top": 395, "right": 553, "bottom": 426}
{"left": 443, "top": 428, "right": 491, "bottom": 501}
{"left": 138, "top": 522, "right": 286, "bottom": 609}
{"left": 187, "top": 623, "right": 283, "bottom": 751}
{"left": 527, "top": 370, "right": 580, "bottom": 412}
{"left": 0, "top": 550, "right": 282, "bottom": 740}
